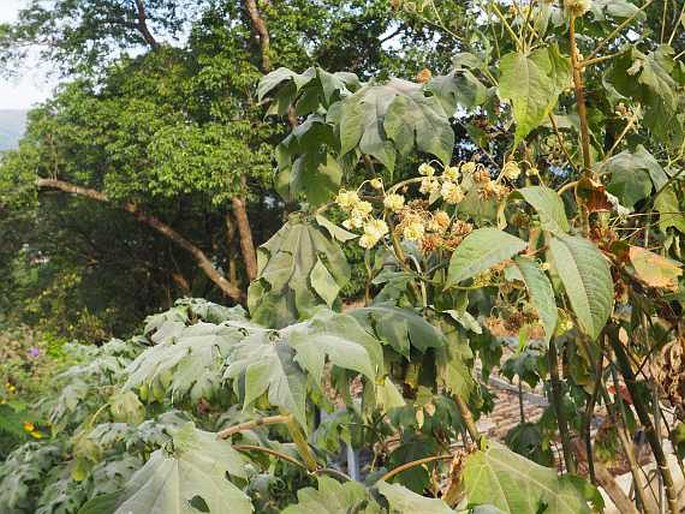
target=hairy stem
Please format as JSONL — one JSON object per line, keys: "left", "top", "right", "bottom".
{"left": 569, "top": 16, "right": 592, "bottom": 172}
{"left": 217, "top": 414, "right": 292, "bottom": 439}
{"left": 612, "top": 340, "right": 679, "bottom": 514}
{"left": 548, "top": 340, "right": 577, "bottom": 474}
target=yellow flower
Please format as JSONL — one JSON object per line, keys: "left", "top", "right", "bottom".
{"left": 359, "top": 234, "right": 377, "bottom": 248}
{"left": 443, "top": 165, "right": 460, "bottom": 181}
{"left": 359, "top": 219, "right": 389, "bottom": 248}
{"left": 351, "top": 200, "right": 373, "bottom": 219}
{"left": 502, "top": 161, "right": 521, "bottom": 181}
{"left": 383, "top": 193, "right": 405, "bottom": 212}
{"left": 564, "top": 0, "right": 592, "bottom": 17}
{"left": 440, "top": 181, "right": 465, "bottom": 204}
{"left": 342, "top": 215, "right": 364, "bottom": 230}
{"left": 403, "top": 219, "right": 425, "bottom": 241}
{"left": 418, "top": 163, "right": 436, "bottom": 176}
{"left": 419, "top": 177, "right": 439, "bottom": 195}
{"left": 23, "top": 421, "right": 35, "bottom": 433}
{"left": 336, "top": 190, "right": 360, "bottom": 211}
{"left": 461, "top": 162, "right": 477, "bottom": 175}
{"left": 364, "top": 219, "right": 389, "bottom": 240}
{"left": 30, "top": 431, "right": 43, "bottom": 439}
{"left": 370, "top": 178, "right": 383, "bottom": 189}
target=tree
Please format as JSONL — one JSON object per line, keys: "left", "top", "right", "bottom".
{"left": 1, "top": 0, "right": 460, "bottom": 337}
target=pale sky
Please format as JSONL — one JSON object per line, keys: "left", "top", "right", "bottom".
{"left": 0, "top": 0, "right": 57, "bottom": 110}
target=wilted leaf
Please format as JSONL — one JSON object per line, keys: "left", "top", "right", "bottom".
{"left": 628, "top": 246, "right": 682, "bottom": 291}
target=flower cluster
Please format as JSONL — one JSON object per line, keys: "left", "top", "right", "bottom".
{"left": 336, "top": 188, "right": 388, "bottom": 248}
{"left": 564, "top": 0, "right": 592, "bottom": 17}
{"left": 335, "top": 159, "right": 522, "bottom": 251}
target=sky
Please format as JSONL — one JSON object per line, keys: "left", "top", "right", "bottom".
{"left": 0, "top": 0, "right": 57, "bottom": 110}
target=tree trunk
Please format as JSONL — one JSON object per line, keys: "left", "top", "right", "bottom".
{"left": 36, "top": 178, "right": 244, "bottom": 303}
{"left": 244, "top": 0, "right": 271, "bottom": 72}
{"left": 231, "top": 195, "right": 258, "bottom": 281}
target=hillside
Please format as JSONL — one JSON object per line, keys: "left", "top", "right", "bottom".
{"left": 0, "top": 109, "right": 27, "bottom": 151}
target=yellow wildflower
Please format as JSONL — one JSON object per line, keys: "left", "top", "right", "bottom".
{"left": 441, "top": 181, "right": 465, "bottom": 204}
{"left": 342, "top": 215, "right": 364, "bottom": 230}
{"left": 461, "top": 162, "right": 477, "bottom": 175}
{"left": 370, "top": 178, "right": 383, "bottom": 189}
{"left": 359, "top": 219, "right": 389, "bottom": 248}
{"left": 564, "top": 0, "right": 592, "bottom": 17}
{"left": 443, "top": 165, "right": 460, "bottom": 181}
{"left": 336, "top": 190, "right": 360, "bottom": 211}
{"left": 383, "top": 193, "right": 405, "bottom": 212}
{"left": 418, "top": 163, "right": 436, "bottom": 176}
{"left": 351, "top": 200, "right": 373, "bottom": 219}
{"left": 419, "top": 177, "right": 440, "bottom": 195}
{"left": 403, "top": 219, "right": 425, "bottom": 241}
{"left": 502, "top": 161, "right": 521, "bottom": 181}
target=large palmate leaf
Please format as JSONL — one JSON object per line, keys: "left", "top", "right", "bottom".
{"left": 498, "top": 45, "right": 571, "bottom": 142}
{"left": 655, "top": 185, "right": 685, "bottom": 233}
{"left": 376, "top": 481, "right": 453, "bottom": 514}
{"left": 125, "top": 322, "right": 246, "bottom": 403}
{"left": 226, "top": 309, "right": 387, "bottom": 428}
{"left": 446, "top": 228, "right": 527, "bottom": 287}
{"left": 258, "top": 66, "right": 361, "bottom": 109}
{"left": 426, "top": 69, "right": 488, "bottom": 113}
{"left": 282, "top": 476, "right": 381, "bottom": 514}
{"left": 349, "top": 303, "right": 446, "bottom": 357}
{"left": 513, "top": 186, "right": 569, "bottom": 235}
{"left": 464, "top": 445, "right": 591, "bottom": 514}
{"left": 605, "top": 47, "right": 682, "bottom": 148}
{"left": 590, "top": 0, "right": 643, "bottom": 19}
{"left": 548, "top": 235, "right": 613, "bottom": 340}
{"left": 79, "top": 423, "right": 252, "bottom": 514}
{"left": 600, "top": 145, "right": 668, "bottom": 207}
{"left": 337, "top": 78, "right": 454, "bottom": 170}
{"left": 248, "top": 216, "right": 350, "bottom": 328}
{"left": 284, "top": 310, "right": 384, "bottom": 383}
{"left": 508, "top": 256, "right": 558, "bottom": 344}
{"left": 274, "top": 116, "right": 342, "bottom": 206}
{"left": 224, "top": 330, "right": 308, "bottom": 428}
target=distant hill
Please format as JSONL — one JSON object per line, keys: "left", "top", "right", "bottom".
{"left": 0, "top": 110, "right": 27, "bottom": 151}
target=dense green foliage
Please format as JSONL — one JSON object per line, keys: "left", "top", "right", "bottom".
{"left": 2, "top": 0, "right": 685, "bottom": 513}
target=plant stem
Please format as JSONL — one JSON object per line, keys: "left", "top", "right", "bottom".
{"left": 609, "top": 360, "right": 655, "bottom": 513}
{"left": 286, "top": 417, "right": 319, "bottom": 472}
{"left": 217, "top": 414, "right": 292, "bottom": 439}
{"left": 612, "top": 340, "right": 679, "bottom": 514}
{"left": 587, "top": 0, "right": 654, "bottom": 61}
{"left": 453, "top": 394, "right": 481, "bottom": 445}
{"left": 569, "top": 16, "right": 592, "bottom": 172}
{"left": 233, "top": 444, "right": 308, "bottom": 470}
{"left": 377, "top": 454, "right": 453, "bottom": 483}
{"left": 548, "top": 339, "right": 577, "bottom": 474}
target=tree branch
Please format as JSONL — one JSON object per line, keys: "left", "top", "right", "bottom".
{"left": 244, "top": 0, "right": 271, "bottom": 72}
{"left": 36, "top": 178, "right": 244, "bottom": 303}
{"left": 133, "top": 0, "right": 159, "bottom": 48}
